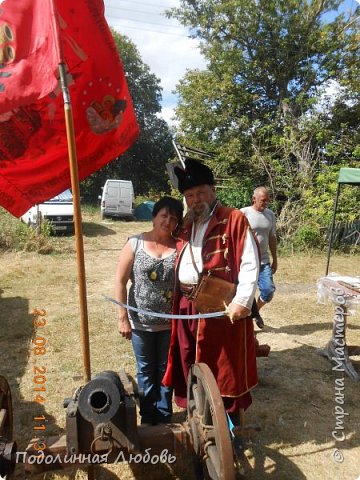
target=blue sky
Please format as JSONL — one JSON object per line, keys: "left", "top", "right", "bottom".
{"left": 104, "top": 0, "right": 206, "bottom": 125}
{"left": 104, "top": 0, "right": 359, "bottom": 126}
{"left": 324, "top": 0, "right": 359, "bottom": 20}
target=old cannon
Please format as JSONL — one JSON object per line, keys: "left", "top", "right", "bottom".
{"left": 63, "top": 370, "right": 139, "bottom": 457}
{"left": 1, "top": 364, "right": 243, "bottom": 479}
{"left": 0, "top": 376, "right": 16, "bottom": 479}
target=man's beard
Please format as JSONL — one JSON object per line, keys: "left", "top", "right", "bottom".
{"left": 183, "top": 202, "right": 211, "bottom": 226}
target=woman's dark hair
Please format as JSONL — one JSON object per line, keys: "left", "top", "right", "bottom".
{"left": 152, "top": 196, "right": 183, "bottom": 224}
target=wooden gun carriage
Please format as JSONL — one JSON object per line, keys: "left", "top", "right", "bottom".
{"left": 0, "top": 362, "right": 255, "bottom": 480}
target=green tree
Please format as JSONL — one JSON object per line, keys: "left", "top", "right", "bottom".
{"left": 81, "top": 31, "right": 173, "bottom": 201}
{"left": 169, "top": 0, "right": 359, "bottom": 210}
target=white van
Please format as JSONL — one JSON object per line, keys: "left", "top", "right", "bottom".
{"left": 100, "top": 180, "right": 135, "bottom": 219}
{"left": 21, "top": 189, "right": 74, "bottom": 233}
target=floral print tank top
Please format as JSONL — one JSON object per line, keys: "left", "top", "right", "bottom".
{"left": 128, "top": 235, "right": 176, "bottom": 331}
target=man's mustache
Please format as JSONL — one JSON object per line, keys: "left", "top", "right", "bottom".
{"left": 183, "top": 202, "right": 211, "bottom": 226}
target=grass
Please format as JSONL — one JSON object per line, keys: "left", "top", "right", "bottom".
{"left": 0, "top": 208, "right": 71, "bottom": 254}
{"left": 0, "top": 203, "right": 110, "bottom": 254}
{"left": 0, "top": 209, "right": 359, "bottom": 479}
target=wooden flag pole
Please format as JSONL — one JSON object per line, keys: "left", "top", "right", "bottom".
{"left": 50, "top": 1, "right": 91, "bottom": 384}
{"left": 51, "top": 3, "right": 94, "bottom": 479}
{"left": 51, "top": 5, "right": 93, "bottom": 480}
{"left": 59, "top": 73, "right": 94, "bottom": 480}
{"left": 59, "top": 64, "right": 92, "bottom": 384}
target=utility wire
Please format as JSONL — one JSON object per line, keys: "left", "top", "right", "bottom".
{"left": 106, "top": 4, "right": 168, "bottom": 15}
{"left": 106, "top": 17, "right": 351, "bottom": 54}
{"left": 107, "top": 21, "right": 189, "bottom": 38}
{"left": 105, "top": 19, "right": 357, "bottom": 46}
{"left": 106, "top": 14, "right": 184, "bottom": 30}
{"left": 106, "top": 5, "right": 177, "bottom": 20}
{"left": 106, "top": 0, "right": 172, "bottom": 9}
{"left": 106, "top": 4, "right": 358, "bottom": 52}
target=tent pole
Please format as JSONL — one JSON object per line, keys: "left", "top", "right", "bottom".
{"left": 326, "top": 183, "right": 340, "bottom": 276}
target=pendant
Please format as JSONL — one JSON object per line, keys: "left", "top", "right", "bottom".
{"left": 161, "top": 289, "right": 173, "bottom": 302}
{"left": 148, "top": 270, "right": 158, "bottom": 281}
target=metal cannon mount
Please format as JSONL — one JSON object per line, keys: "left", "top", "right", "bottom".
{"left": 1, "top": 364, "right": 251, "bottom": 480}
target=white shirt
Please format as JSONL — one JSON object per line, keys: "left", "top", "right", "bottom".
{"left": 178, "top": 218, "right": 210, "bottom": 285}
{"left": 178, "top": 222, "right": 259, "bottom": 310}
{"left": 233, "top": 230, "right": 259, "bottom": 309}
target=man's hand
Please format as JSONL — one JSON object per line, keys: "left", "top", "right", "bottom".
{"left": 118, "top": 314, "right": 132, "bottom": 340}
{"left": 226, "top": 302, "right": 251, "bottom": 323}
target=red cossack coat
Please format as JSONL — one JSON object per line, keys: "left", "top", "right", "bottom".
{"left": 163, "top": 203, "right": 258, "bottom": 399}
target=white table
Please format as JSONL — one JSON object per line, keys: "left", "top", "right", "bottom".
{"left": 317, "top": 275, "right": 360, "bottom": 381}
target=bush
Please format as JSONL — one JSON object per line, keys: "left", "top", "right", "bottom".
{"left": 293, "top": 225, "right": 324, "bottom": 250}
{"left": 0, "top": 209, "right": 55, "bottom": 253}
{"left": 302, "top": 164, "right": 360, "bottom": 227}
{"left": 216, "top": 185, "right": 252, "bottom": 209}
{"left": 15, "top": 222, "right": 55, "bottom": 253}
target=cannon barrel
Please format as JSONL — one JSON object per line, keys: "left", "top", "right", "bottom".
{"left": 78, "top": 370, "right": 124, "bottom": 423}
{"left": 65, "top": 370, "right": 139, "bottom": 456}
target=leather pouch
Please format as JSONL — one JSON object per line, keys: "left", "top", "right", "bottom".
{"left": 192, "top": 274, "right": 236, "bottom": 314}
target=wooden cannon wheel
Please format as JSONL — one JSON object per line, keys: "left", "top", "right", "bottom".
{"left": 0, "top": 375, "right": 15, "bottom": 478}
{"left": 187, "top": 363, "right": 235, "bottom": 480}
{"left": 0, "top": 375, "right": 13, "bottom": 440}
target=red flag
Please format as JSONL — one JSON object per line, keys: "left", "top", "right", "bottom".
{"left": 0, "top": 0, "right": 58, "bottom": 112}
{"left": 0, "top": 0, "right": 139, "bottom": 217}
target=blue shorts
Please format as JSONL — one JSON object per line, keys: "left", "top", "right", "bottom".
{"left": 258, "top": 263, "right": 276, "bottom": 303}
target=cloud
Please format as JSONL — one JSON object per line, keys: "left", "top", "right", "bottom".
{"left": 157, "top": 105, "right": 178, "bottom": 126}
{"left": 104, "top": 0, "right": 206, "bottom": 125}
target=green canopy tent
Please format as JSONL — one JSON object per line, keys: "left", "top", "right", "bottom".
{"left": 325, "top": 167, "right": 360, "bottom": 275}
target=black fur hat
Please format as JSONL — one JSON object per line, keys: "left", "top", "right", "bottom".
{"left": 174, "top": 158, "right": 215, "bottom": 193}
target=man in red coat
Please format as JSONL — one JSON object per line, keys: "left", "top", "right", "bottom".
{"left": 163, "top": 158, "right": 259, "bottom": 424}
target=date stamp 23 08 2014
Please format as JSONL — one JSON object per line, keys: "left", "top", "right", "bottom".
{"left": 31, "top": 308, "right": 49, "bottom": 455}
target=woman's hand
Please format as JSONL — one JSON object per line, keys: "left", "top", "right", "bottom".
{"left": 118, "top": 313, "right": 132, "bottom": 340}
{"left": 115, "top": 240, "right": 134, "bottom": 341}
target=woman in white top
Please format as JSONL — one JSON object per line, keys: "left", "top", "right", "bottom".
{"left": 115, "top": 196, "right": 183, "bottom": 425}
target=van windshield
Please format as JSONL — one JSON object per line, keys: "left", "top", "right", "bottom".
{"left": 44, "top": 189, "right": 73, "bottom": 203}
